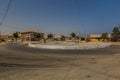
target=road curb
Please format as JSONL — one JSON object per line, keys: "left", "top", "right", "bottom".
{"left": 28, "top": 43, "right": 111, "bottom": 50}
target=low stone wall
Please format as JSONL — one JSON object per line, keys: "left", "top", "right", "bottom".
{"left": 28, "top": 42, "right": 111, "bottom": 50}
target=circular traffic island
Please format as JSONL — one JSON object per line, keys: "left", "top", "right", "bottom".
{"left": 28, "top": 42, "right": 111, "bottom": 50}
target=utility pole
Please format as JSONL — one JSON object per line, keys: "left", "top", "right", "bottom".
{"left": 78, "top": 32, "right": 81, "bottom": 43}
{"left": 0, "top": 22, "right": 2, "bottom": 37}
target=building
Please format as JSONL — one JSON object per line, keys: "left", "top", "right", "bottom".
{"left": 21, "top": 30, "right": 44, "bottom": 41}
{"left": 0, "top": 35, "right": 13, "bottom": 41}
{"left": 89, "top": 34, "right": 111, "bottom": 42}
{"left": 53, "top": 34, "right": 61, "bottom": 41}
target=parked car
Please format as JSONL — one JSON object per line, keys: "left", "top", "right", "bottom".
{"left": 0, "top": 38, "right": 5, "bottom": 43}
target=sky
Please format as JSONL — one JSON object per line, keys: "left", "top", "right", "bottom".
{"left": 0, "top": 0, "right": 120, "bottom": 35}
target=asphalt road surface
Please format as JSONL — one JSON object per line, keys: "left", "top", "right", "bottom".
{"left": 0, "top": 43, "right": 120, "bottom": 80}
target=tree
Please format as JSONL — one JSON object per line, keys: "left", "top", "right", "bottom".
{"left": 86, "top": 37, "right": 90, "bottom": 42}
{"left": 101, "top": 32, "right": 108, "bottom": 42}
{"left": 112, "top": 25, "right": 120, "bottom": 42}
{"left": 35, "top": 33, "right": 44, "bottom": 41}
{"left": 61, "top": 35, "right": 66, "bottom": 41}
{"left": 13, "top": 32, "right": 20, "bottom": 42}
{"left": 76, "top": 36, "right": 79, "bottom": 39}
{"left": 70, "top": 32, "right": 76, "bottom": 39}
{"left": 47, "top": 33, "right": 53, "bottom": 39}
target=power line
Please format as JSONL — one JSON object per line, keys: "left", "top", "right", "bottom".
{"left": 0, "top": 0, "right": 12, "bottom": 36}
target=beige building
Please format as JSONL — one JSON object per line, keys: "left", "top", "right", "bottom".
{"left": 21, "top": 30, "right": 44, "bottom": 41}
{"left": 0, "top": 35, "right": 13, "bottom": 41}
{"left": 89, "top": 34, "right": 111, "bottom": 42}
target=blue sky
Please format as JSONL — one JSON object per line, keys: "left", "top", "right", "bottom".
{"left": 0, "top": 0, "right": 120, "bottom": 35}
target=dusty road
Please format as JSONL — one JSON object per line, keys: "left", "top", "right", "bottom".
{"left": 0, "top": 43, "right": 120, "bottom": 80}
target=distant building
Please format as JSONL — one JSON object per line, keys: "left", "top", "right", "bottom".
{"left": 53, "top": 34, "right": 70, "bottom": 41}
{"left": 21, "top": 30, "right": 44, "bottom": 41}
{"left": 53, "top": 34, "right": 61, "bottom": 41}
{"left": 1, "top": 35, "right": 13, "bottom": 41}
{"left": 89, "top": 34, "right": 111, "bottom": 42}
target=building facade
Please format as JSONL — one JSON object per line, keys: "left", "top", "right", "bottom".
{"left": 89, "top": 34, "right": 111, "bottom": 42}
{"left": 21, "top": 30, "right": 44, "bottom": 41}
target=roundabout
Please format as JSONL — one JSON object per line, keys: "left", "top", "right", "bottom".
{"left": 28, "top": 42, "right": 111, "bottom": 50}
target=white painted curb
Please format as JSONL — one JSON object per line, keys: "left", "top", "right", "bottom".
{"left": 28, "top": 43, "right": 111, "bottom": 50}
